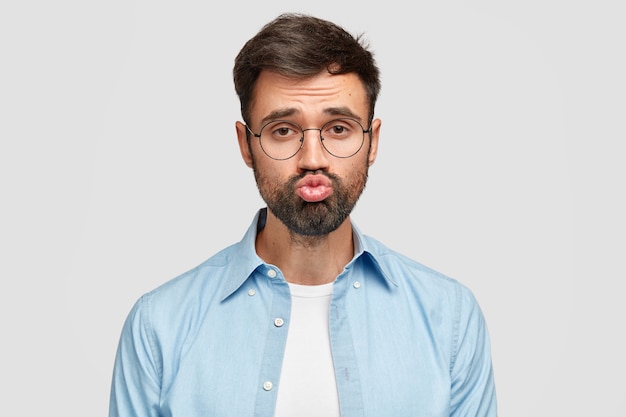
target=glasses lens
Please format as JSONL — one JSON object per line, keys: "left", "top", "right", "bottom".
{"left": 259, "top": 121, "right": 303, "bottom": 160}
{"left": 320, "top": 118, "right": 365, "bottom": 158}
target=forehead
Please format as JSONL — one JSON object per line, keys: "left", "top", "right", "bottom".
{"left": 249, "top": 70, "right": 369, "bottom": 124}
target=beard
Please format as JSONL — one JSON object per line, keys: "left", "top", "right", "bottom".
{"left": 253, "top": 166, "right": 369, "bottom": 237}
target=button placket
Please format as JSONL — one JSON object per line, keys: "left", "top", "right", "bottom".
{"left": 254, "top": 264, "right": 290, "bottom": 413}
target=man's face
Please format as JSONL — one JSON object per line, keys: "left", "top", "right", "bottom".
{"left": 236, "top": 70, "right": 380, "bottom": 237}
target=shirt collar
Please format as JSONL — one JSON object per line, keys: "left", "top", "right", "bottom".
{"left": 351, "top": 223, "right": 399, "bottom": 288}
{"left": 219, "top": 208, "right": 397, "bottom": 301}
{"left": 218, "top": 209, "right": 267, "bottom": 301}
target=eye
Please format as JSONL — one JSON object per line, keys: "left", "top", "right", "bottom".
{"left": 274, "top": 127, "right": 294, "bottom": 136}
{"left": 265, "top": 121, "right": 301, "bottom": 141}
{"left": 331, "top": 125, "right": 347, "bottom": 134}
{"left": 323, "top": 119, "right": 356, "bottom": 139}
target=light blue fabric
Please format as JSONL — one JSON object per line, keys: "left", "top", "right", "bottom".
{"left": 110, "top": 209, "right": 497, "bottom": 417}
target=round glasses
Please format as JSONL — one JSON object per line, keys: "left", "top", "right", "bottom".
{"left": 246, "top": 118, "right": 371, "bottom": 160}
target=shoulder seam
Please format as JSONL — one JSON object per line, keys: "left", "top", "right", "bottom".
{"left": 449, "top": 283, "right": 462, "bottom": 374}
{"left": 140, "top": 293, "right": 164, "bottom": 383}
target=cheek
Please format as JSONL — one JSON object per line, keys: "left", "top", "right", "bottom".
{"left": 253, "top": 157, "right": 296, "bottom": 185}
{"left": 341, "top": 160, "right": 368, "bottom": 188}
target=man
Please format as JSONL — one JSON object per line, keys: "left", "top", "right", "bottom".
{"left": 109, "top": 13, "right": 497, "bottom": 417}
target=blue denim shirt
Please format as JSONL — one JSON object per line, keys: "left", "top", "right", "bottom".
{"left": 110, "top": 209, "right": 497, "bottom": 417}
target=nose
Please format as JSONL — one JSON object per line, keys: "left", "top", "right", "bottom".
{"left": 297, "top": 128, "right": 330, "bottom": 172}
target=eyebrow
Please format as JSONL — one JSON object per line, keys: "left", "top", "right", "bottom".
{"left": 260, "top": 108, "right": 299, "bottom": 124}
{"left": 260, "top": 106, "right": 364, "bottom": 125}
{"left": 324, "top": 106, "right": 362, "bottom": 121}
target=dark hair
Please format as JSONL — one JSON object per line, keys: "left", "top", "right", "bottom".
{"left": 233, "top": 13, "right": 381, "bottom": 124}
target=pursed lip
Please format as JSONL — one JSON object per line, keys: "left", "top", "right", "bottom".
{"left": 295, "top": 174, "right": 333, "bottom": 202}
{"left": 295, "top": 174, "right": 333, "bottom": 189}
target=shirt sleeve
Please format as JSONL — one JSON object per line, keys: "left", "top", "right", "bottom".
{"left": 449, "top": 285, "right": 498, "bottom": 417}
{"left": 109, "top": 295, "right": 163, "bottom": 417}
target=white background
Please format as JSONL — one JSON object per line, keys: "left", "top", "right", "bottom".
{"left": 1, "top": 0, "right": 624, "bottom": 415}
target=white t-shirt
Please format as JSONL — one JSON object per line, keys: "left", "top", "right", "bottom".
{"left": 274, "top": 282, "right": 340, "bottom": 417}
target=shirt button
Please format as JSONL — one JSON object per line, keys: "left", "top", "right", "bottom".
{"left": 267, "top": 269, "right": 277, "bottom": 278}
{"left": 353, "top": 281, "right": 361, "bottom": 289}
{"left": 274, "top": 318, "right": 284, "bottom": 327}
{"left": 248, "top": 289, "right": 256, "bottom": 296}
{"left": 263, "top": 381, "right": 273, "bottom": 391}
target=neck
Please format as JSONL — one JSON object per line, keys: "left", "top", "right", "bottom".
{"left": 255, "top": 210, "right": 354, "bottom": 285}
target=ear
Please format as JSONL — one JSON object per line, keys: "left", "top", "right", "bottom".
{"left": 236, "top": 121, "right": 254, "bottom": 168}
{"left": 367, "top": 118, "right": 381, "bottom": 166}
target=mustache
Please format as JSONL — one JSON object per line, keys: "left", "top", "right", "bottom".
{"left": 287, "top": 170, "right": 341, "bottom": 187}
